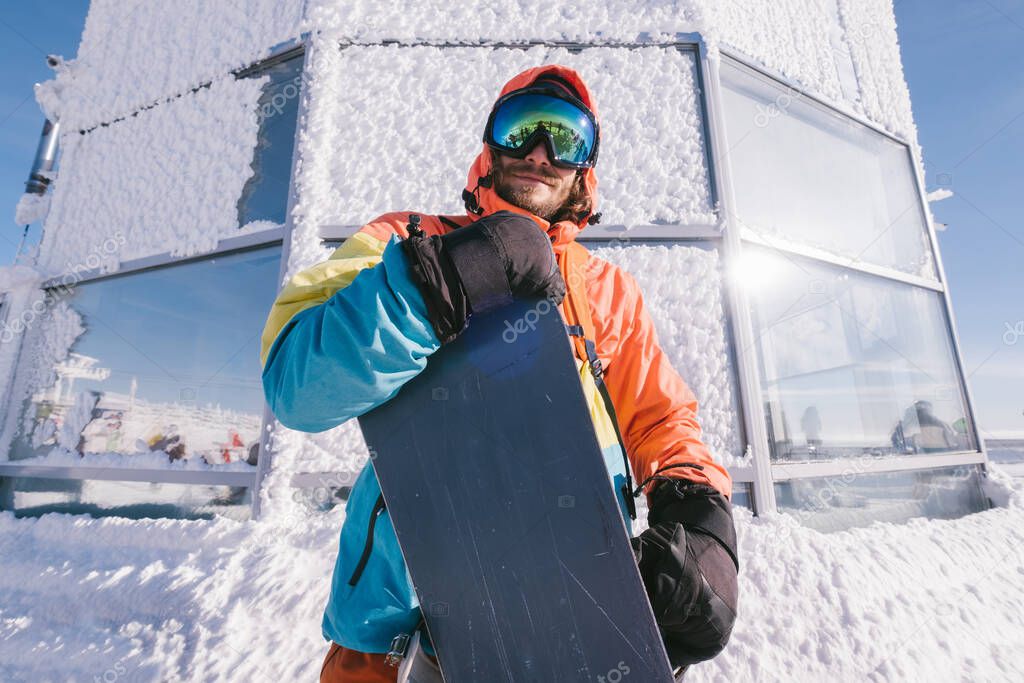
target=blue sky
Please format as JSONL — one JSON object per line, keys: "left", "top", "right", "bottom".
{"left": 893, "top": 0, "right": 1024, "bottom": 439}
{"left": 0, "top": 1, "right": 1020, "bottom": 438}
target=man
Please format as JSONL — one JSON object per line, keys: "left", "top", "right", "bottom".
{"left": 260, "top": 65, "right": 739, "bottom": 682}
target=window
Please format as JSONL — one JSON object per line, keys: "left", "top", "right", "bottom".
{"left": 742, "top": 247, "right": 976, "bottom": 463}
{"left": 774, "top": 465, "right": 987, "bottom": 532}
{"left": 236, "top": 50, "right": 304, "bottom": 228}
{"left": 0, "top": 476, "right": 252, "bottom": 521}
{"left": 719, "top": 57, "right": 936, "bottom": 278}
{"left": 7, "top": 245, "right": 281, "bottom": 471}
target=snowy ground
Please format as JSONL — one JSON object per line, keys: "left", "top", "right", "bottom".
{"left": 1, "top": 465, "right": 1022, "bottom": 682}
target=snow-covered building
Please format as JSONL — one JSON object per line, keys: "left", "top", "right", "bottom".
{"left": 2, "top": 3, "right": 1020, "bottom": 680}
{"left": 1, "top": 0, "right": 990, "bottom": 529}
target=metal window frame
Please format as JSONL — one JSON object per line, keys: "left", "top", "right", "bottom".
{"left": 699, "top": 47, "right": 778, "bottom": 515}
{"left": 37, "top": 226, "right": 285, "bottom": 290}
{"left": 0, "top": 235, "right": 285, "bottom": 515}
{"left": 707, "top": 46, "right": 990, "bottom": 514}
{"left": 739, "top": 230, "right": 945, "bottom": 292}
{"left": 252, "top": 39, "right": 315, "bottom": 518}
{"left": 717, "top": 52, "right": 945, "bottom": 284}
{"left": 0, "top": 39, "right": 310, "bottom": 521}
{"left": 278, "top": 38, "right": 991, "bottom": 522}
{"left": 771, "top": 450, "right": 987, "bottom": 482}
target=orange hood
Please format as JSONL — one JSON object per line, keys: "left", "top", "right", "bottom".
{"left": 463, "top": 65, "right": 600, "bottom": 250}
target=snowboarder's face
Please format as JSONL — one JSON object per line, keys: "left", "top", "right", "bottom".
{"left": 491, "top": 141, "right": 578, "bottom": 222}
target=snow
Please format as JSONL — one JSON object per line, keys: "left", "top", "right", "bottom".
{"left": 36, "top": 75, "right": 267, "bottom": 276}
{"left": 14, "top": 193, "right": 50, "bottom": 226}
{"left": 0, "top": 299, "right": 84, "bottom": 463}
{"left": 35, "top": 0, "right": 306, "bottom": 132}
{"left": 0, "top": 468, "right": 1019, "bottom": 681}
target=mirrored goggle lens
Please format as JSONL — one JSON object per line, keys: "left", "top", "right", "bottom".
{"left": 491, "top": 93, "right": 596, "bottom": 165}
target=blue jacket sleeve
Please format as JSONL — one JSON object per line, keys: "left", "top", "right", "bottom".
{"left": 261, "top": 235, "right": 442, "bottom": 432}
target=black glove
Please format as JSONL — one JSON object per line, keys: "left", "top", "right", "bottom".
{"left": 402, "top": 211, "right": 566, "bottom": 344}
{"left": 630, "top": 480, "right": 739, "bottom": 669}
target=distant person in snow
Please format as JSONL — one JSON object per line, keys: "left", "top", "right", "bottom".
{"left": 260, "top": 66, "right": 739, "bottom": 682}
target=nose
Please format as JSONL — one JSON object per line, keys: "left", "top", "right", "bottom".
{"left": 522, "top": 141, "right": 551, "bottom": 166}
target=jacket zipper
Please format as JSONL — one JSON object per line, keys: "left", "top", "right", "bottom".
{"left": 347, "top": 493, "right": 387, "bottom": 587}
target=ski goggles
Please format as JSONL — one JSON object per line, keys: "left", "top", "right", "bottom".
{"left": 483, "top": 88, "right": 599, "bottom": 169}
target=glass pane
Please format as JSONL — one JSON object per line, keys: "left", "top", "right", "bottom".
{"left": 986, "top": 438, "right": 1024, "bottom": 464}
{"left": 8, "top": 246, "right": 280, "bottom": 470}
{"left": 730, "top": 483, "right": 753, "bottom": 510}
{"left": 237, "top": 54, "right": 304, "bottom": 227}
{"left": 720, "top": 59, "right": 935, "bottom": 278}
{"left": 741, "top": 247, "right": 976, "bottom": 461}
{"left": 0, "top": 476, "right": 250, "bottom": 520}
{"left": 774, "top": 465, "right": 988, "bottom": 532}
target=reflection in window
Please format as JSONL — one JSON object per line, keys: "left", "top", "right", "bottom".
{"left": 730, "top": 484, "right": 753, "bottom": 510}
{"left": 0, "top": 476, "right": 251, "bottom": 521}
{"left": 9, "top": 246, "right": 280, "bottom": 469}
{"left": 775, "top": 465, "right": 988, "bottom": 532}
{"left": 720, "top": 58, "right": 935, "bottom": 278}
{"left": 236, "top": 52, "right": 304, "bottom": 228}
{"left": 742, "top": 248, "right": 976, "bottom": 461}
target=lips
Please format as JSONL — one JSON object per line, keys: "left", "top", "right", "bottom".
{"left": 511, "top": 171, "right": 553, "bottom": 186}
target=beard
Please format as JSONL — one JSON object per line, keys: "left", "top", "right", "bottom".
{"left": 491, "top": 157, "right": 576, "bottom": 222}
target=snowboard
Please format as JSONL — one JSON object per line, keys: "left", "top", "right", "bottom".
{"left": 358, "top": 298, "right": 675, "bottom": 682}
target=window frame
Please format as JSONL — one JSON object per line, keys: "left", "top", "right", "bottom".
{"left": 4, "top": 34, "right": 987, "bottom": 524}
{"left": 0, "top": 38, "right": 310, "bottom": 521}
{"left": 705, "top": 47, "right": 990, "bottom": 516}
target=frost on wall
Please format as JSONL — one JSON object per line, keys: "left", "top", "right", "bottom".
{"left": 37, "top": 76, "right": 266, "bottom": 276}
{"left": 835, "top": 0, "right": 917, "bottom": 141}
{"left": 287, "top": 41, "right": 715, "bottom": 277}
{"left": 0, "top": 267, "right": 46, "bottom": 437}
{"left": 702, "top": 0, "right": 916, "bottom": 141}
{"left": 0, "top": 300, "right": 84, "bottom": 462}
{"left": 704, "top": 0, "right": 847, "bottom": 106}
{"left": 35, "top": 0, "right": 305, "bottom": 131}
{"left": 592, "top": 243, "right": 745, "bottom": 466}
{"left": 306, "top": 0, "right": 703, "bottom": 44}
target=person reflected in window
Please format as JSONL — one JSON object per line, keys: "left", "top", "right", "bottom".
{"left": 800, "top": 405, "right": 823, "bottom": 457}
{"left": 892, "top": 400, "right": 958, "bottom": 454}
